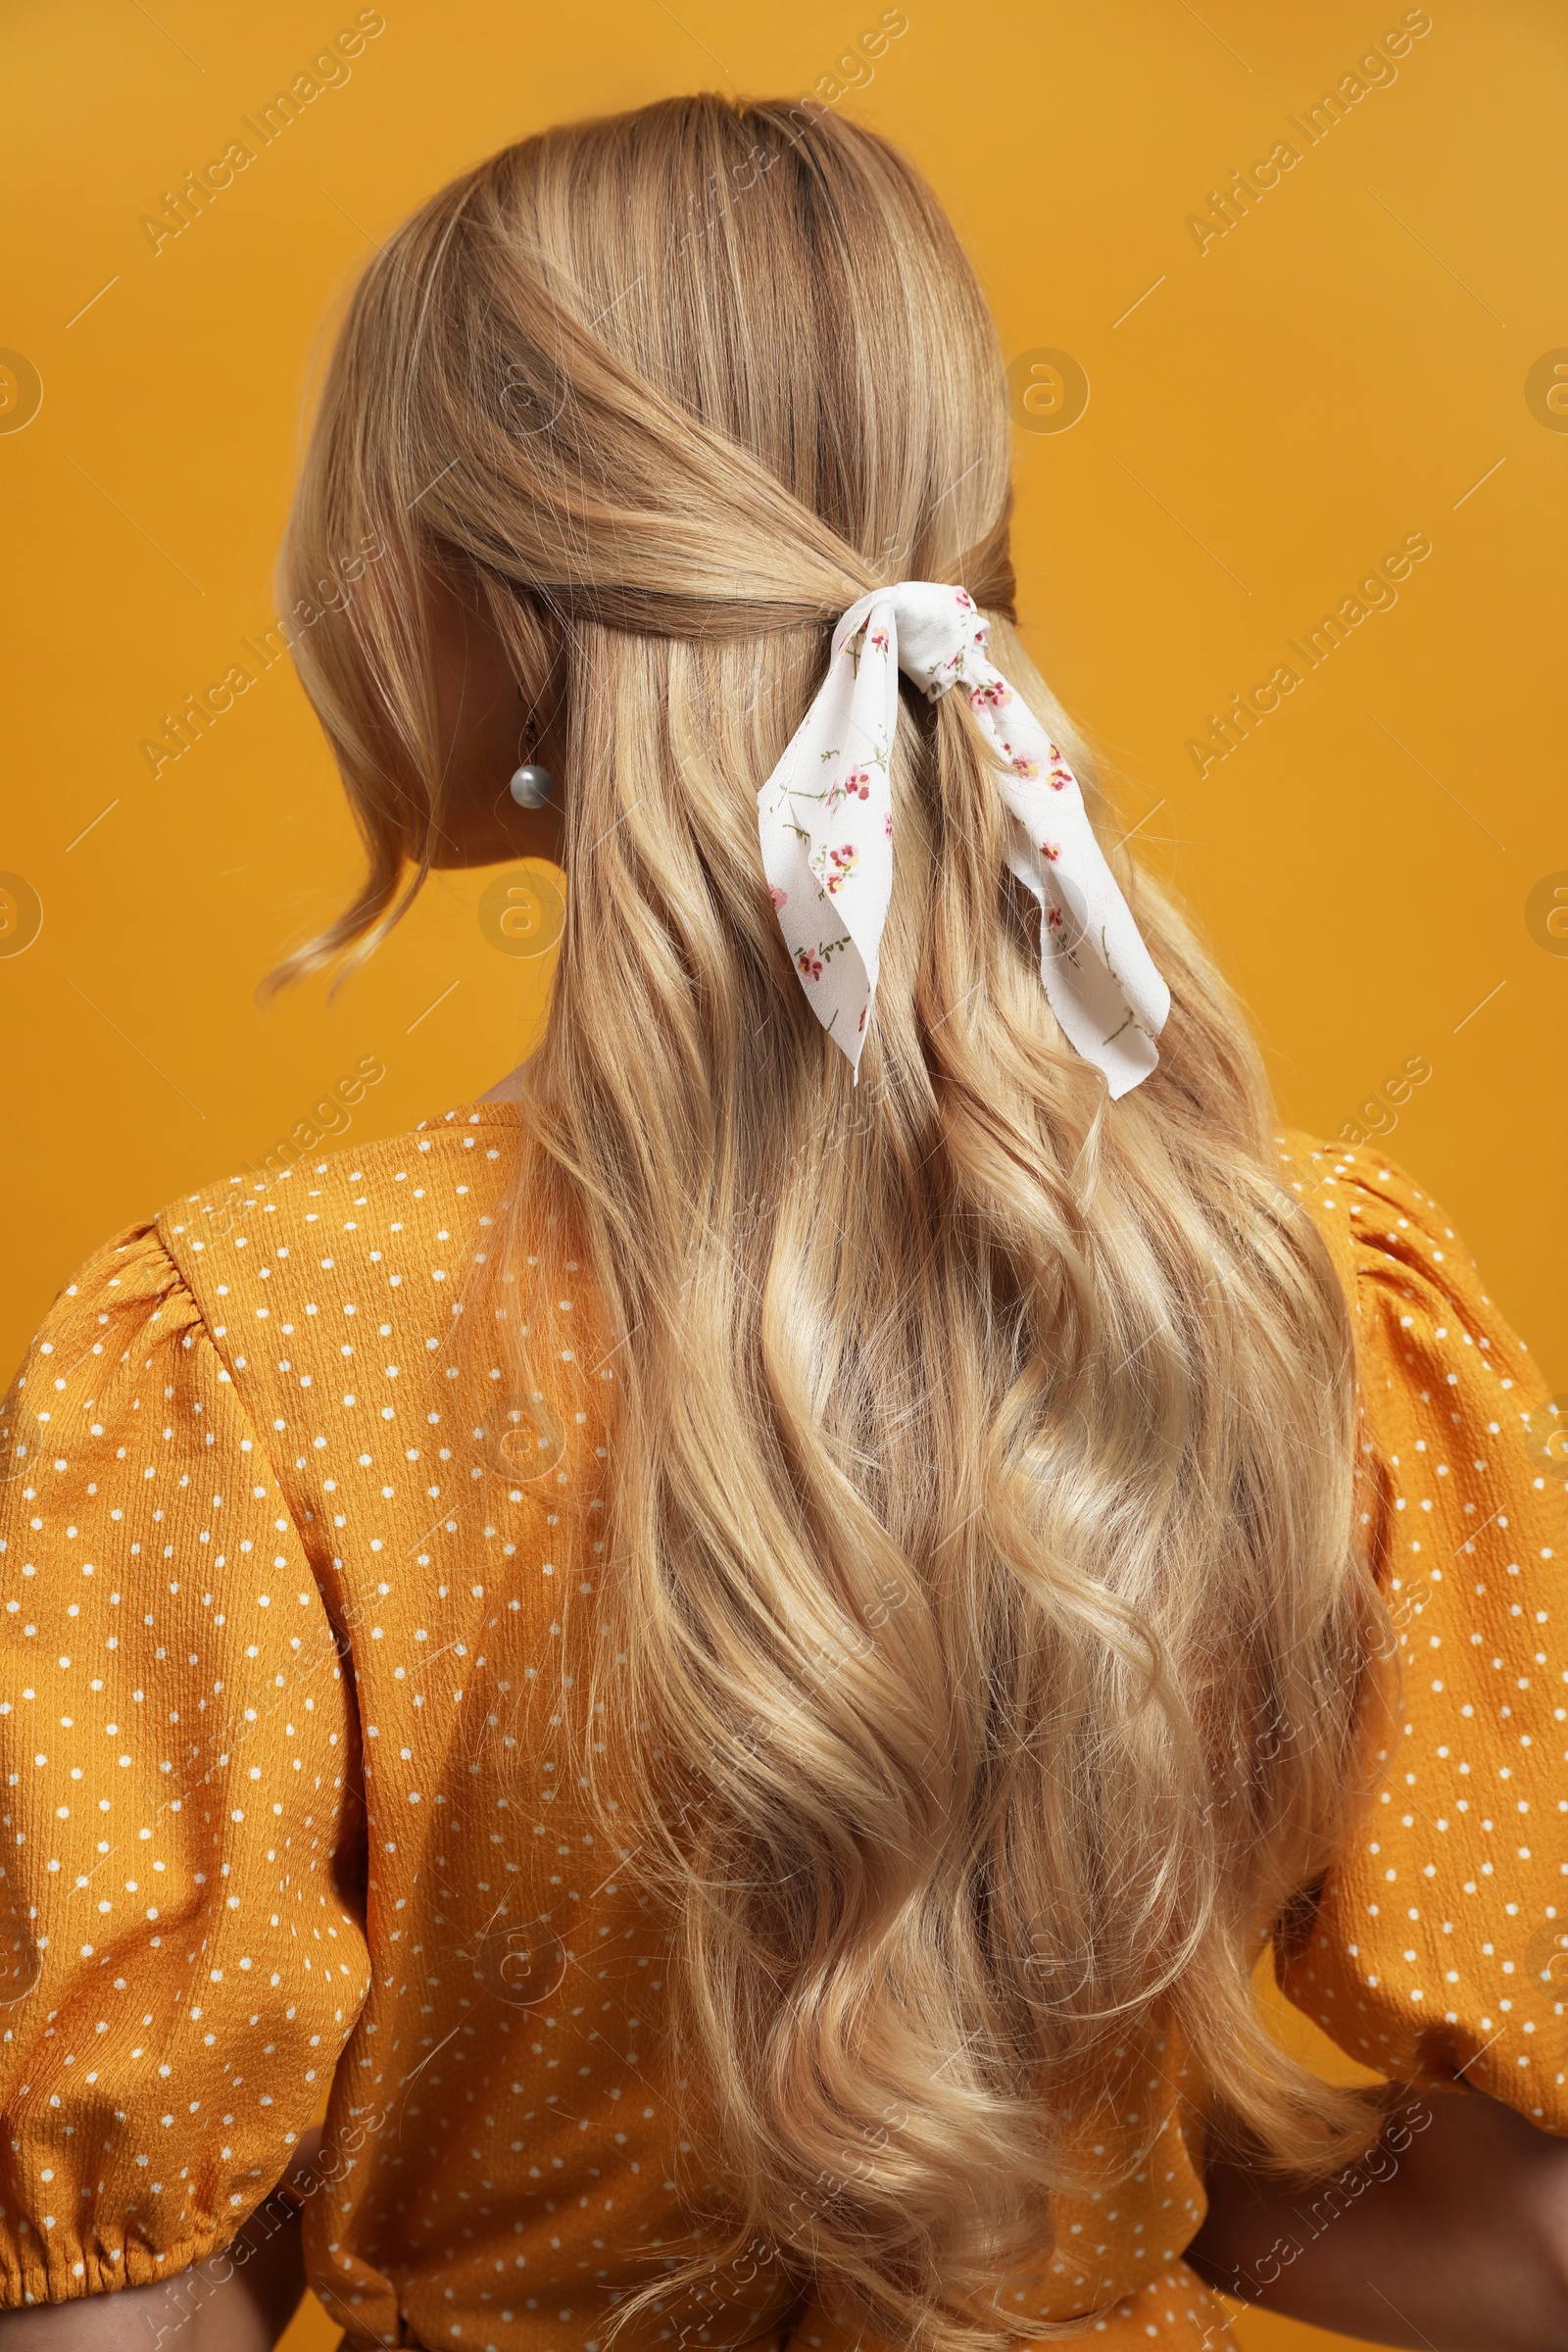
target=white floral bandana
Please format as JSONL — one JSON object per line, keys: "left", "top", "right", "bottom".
{"left": 756, "top": 580, "right": 1170, "bottom": 1093}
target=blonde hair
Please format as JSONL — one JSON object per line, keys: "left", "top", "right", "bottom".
{"left": 275, "top": 93, "right": 1393, "bottom": 2352}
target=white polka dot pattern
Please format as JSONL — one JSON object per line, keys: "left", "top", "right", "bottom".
{"left": 0, "top": 1226, "right": 368, "bottom": 2306}
{"left": 1272, "top": 1136, "right": 1568, "bottom": 2132}
{"left": 0, "top": 1109, "right": 1559, "bottom": 2352}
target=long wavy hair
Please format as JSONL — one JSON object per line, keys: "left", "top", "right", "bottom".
{"left": 273, "top": 93, "right": 1394, "bottom": 2352}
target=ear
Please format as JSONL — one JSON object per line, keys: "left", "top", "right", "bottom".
{"left": 475, "top": 572, "right": 566, "bottom": 723}
{"left": 421, "top": 563, "right": 568, "bottom": 869}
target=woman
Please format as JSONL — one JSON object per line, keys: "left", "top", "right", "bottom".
{"left": 0, "top": 93, "right": 1565, "bottom": 2352}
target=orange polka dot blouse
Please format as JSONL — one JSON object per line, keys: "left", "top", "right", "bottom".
{"left": 0, "top": 1109, "right": 1563, "bottom": 2352}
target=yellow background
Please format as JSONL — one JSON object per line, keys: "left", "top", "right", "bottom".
{"left": 2, "top": 2, "right": 1564, "bottom": 2346}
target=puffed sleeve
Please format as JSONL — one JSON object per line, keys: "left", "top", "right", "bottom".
{"left": 0, "top": 1222, "right": 371, "bottom": 2306}
{"left": 1273, "top": 1138, "right": 1568, "bottom": 2131}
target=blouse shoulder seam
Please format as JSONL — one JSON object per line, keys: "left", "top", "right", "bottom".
{"left": 151, "top": 1206, "right": 291, "bottom": 1488}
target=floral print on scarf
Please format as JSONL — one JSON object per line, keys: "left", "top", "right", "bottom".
{"left": 756, "top": 582, "right": 1169, "bottom": 1092}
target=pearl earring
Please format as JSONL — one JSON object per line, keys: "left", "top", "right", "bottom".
{"left": 509, "top": 761, "right": 555, "bottom": 808}
{"left": 509, "top": 687, "right": 555, "bottom": 808}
